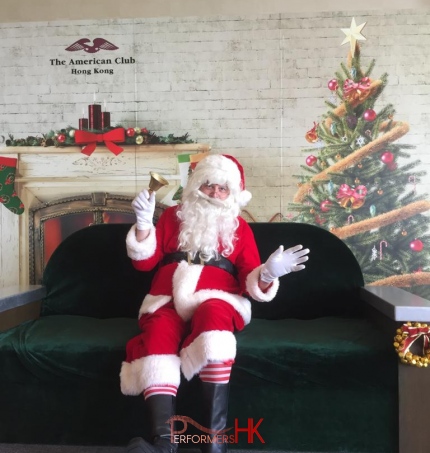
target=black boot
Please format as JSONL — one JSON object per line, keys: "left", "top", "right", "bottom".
{"left": 126, "top": 394, "right": 177, "bottom": 453}
{"left": 200, "top": 382, "right": 230, "bottom": 453}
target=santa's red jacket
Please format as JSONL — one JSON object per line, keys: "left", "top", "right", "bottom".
{"left": 126, "top": 205, "right": 279, "bottom": 325}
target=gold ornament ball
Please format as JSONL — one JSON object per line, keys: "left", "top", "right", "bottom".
{"left": 357, "top": 163, "right": 363, "bottom": 169}
{"left": 135, "top": 135, "right": 144, "bottom": 145}
{"left": 401, "top": 230, "right": 407, "bottom": 236}
{"left": 377, "top": 189, "right": 384, "bottom": 195}
{"left": 69, "top": 129, "right": 76, "bottom": 138}
{"left": 355, "top": 178, "right": 360, "bottom": 184}
{"left": 336, "top": 153, "right": 342, "bottom": 160}
{"left": 134, "top": 127, "right": 142, "bottom": 134}
{"left": 310, "top": 208, "right": 316, "bottom": 214}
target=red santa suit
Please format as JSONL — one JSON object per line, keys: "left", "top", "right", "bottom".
{"left": 120, "top": 205, "right": 279, "bottom": 396}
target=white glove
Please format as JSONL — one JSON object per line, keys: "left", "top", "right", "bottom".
{"left": 260, "top": 244, "right": 310, "bottom": 283}
{"left": 131, "top": 189, "right": 156, "bottom": 231}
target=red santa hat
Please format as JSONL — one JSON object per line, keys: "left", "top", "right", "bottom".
{"left": 189, "top": 153, "right": 252, "bottom": 207}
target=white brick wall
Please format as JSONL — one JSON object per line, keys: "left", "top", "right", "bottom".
{"left": 0, "top": 9, "right": 430, "bottom": 223}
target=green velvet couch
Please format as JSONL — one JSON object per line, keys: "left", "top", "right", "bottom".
{"left": 1, "top": 220, "right": 429, "bottom": 453}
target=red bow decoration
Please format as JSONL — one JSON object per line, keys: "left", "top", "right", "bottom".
{"left": 74, "top": 128, "right": 125, "bottom": 156}
{"left": 336, "top": 183, "right": 367, "bottom": 209}
{"left": 343, "top": 77, "right": 371, "bottom": 102}
{"left": 398, "top": 323, "right": 430, "bottom": 358}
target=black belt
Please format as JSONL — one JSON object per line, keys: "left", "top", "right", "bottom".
{"left": 161, "top": 252, "right": 237, "bottom": 277}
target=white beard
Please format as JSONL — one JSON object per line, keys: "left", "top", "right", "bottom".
{"left": 177, "top": 190, "right": 240, "bottom": 261}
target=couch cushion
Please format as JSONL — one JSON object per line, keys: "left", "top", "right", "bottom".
{"left": 249, "top": 222, "right": 364, "bottom": 320}
{"left": 42, "top": 221, "right": 364, "bottom": 321}
{"left": 2, "top": 313, "right": 389, "bottom": 387}
{"left": 41, "top": 223, "right": 155, "bottom": 319}
{"left": 236, "top": 316, "right": 395, "bottom": 386}
{"left": 0, "top": 315, "right": 140, "bottom": 382}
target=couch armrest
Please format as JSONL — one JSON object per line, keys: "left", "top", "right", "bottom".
{"left": 361, "top": 285, "right": 430, "bottom": 453}
{"left": 0, "top": 285, "right": 46, "bottom": 332}
{"left": 360, "top": 285, "right": 430, "bottom": 322}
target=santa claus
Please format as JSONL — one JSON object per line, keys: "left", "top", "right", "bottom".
{"left": 121, "top": 154, "right": 309, "bottom": 453}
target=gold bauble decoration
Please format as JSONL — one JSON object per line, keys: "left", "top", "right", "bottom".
{"left": 135, "top": 135, "right": 144, "bottom": 145}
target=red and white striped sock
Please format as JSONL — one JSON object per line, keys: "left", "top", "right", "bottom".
{"left": 143, "top": 384, "right": 178, "bottom": 400}
{"left": 199, "top": 360, "right": 234, "bottom": 384}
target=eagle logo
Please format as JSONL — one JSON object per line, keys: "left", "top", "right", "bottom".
{"left": 65, "top": 38, "right": 119, "bottom": 53}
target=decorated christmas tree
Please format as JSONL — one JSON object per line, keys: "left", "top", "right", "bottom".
{"left": 289, "top": 19, "right": 430, "bottom": 298}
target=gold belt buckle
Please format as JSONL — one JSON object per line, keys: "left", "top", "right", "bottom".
{"left": 187, "top": 252, "right": 204, "bottom": 265}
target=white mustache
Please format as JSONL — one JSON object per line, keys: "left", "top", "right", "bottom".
{"left": 196, "top": 190, "right": 233, "bottom": 208}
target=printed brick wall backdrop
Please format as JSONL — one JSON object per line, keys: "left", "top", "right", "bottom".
{"left": 1, "top": 10, "right": 430, "bottom": 222}
{"left": 0, "top": 9, "right": 429, "bottom": 221}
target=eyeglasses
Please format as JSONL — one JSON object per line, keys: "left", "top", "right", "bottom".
{"left": 200, "top": 183, "right": 230, "bottom": 195}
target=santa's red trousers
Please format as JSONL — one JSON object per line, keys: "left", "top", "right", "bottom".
{"left": 125, "top": 299, "right": 245, "bottom": 363}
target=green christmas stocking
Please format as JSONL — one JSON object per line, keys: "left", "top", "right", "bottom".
{"left": 0, "top": 156, "right": 24, "bottom": 215}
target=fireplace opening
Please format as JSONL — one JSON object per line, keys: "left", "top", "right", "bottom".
{"left": 29, "top": 192, "right": 166, "bottom": 284}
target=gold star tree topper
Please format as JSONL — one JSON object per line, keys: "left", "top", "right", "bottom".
{"left": 341, "top": 18, "right": 367, "bottom": 57}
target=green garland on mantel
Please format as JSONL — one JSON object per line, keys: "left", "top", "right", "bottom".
{"left": 5, "top": 125, "right": 194, "bottom": 147}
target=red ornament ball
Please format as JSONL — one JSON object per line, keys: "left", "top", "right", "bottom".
{"left": 328, "top": 79, "right": 338, "bottom": 91}
{"left": 306, "top": 155, "right": 318, "bottom": 166}
{"left": 380, "top": 151, "right": 394, "bottom": 164}
{"left": 126, "top": 128, "right": 135, "bottom": 137}
{"left": 410, "top": 239, "right": 424, "bottom": 252}
{"left": 142, "top": 127, "right": 149, "bottom": 134}
{"left": 363, "top": 109, "right": 377, "bottom": 122}
{"left": 320, "top": 200, "right": 332, "bottom": 212}
{"left": 57, "top": 133, "right": 66, "bottom": 143}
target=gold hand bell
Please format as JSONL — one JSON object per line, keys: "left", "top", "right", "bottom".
{"left": 148, "top": 171, "right": 169, "bottom": 195}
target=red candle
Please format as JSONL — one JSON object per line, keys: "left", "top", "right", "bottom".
{"left": 79, "top": 118, "right": 89, "bottom": 130}
{"left": 101, "top": 112, "right": 111, "bottom": 129}
{"left": 88, "top": 104, "right": 101, "bottom": 130}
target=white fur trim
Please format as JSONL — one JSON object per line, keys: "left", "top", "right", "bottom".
{"left": 237, "top": 189, "right": 252, "bottom": 207}
{"left": 126, "top": 224, "right": 157, "bottom": 261}
{"left": 172, "top": 261, "right": 205, "bottom": 321}
{"left": 138, "top": 294, "right": 172, "bottom": 318}
{"left": 172, "top": 261, "right": 252, "bottom": 324}
{"left": 180, "top": 331, "right": 236, "bottom": 380}
{"left": 120, "top": 354, "right": 181, "bottom": 396}
{"left": 246, "top": 265, "right": 279, "bottom": 302}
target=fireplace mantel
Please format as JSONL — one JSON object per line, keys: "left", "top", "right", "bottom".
{"left": 4, "top": 143, "right": 210, "bottom": 201}
{"left": 1, "top": 143, "right": 210, "bottom": 155}
{"left": 0, "top": 143, "right": 210, "bottom": 287}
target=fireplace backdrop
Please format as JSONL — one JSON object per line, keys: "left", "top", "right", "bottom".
{"left": 29, "top": 193, "right": 170, "bottom": 284}
{"left": 0, "top": 143, "right": 210, "bottom": 287}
